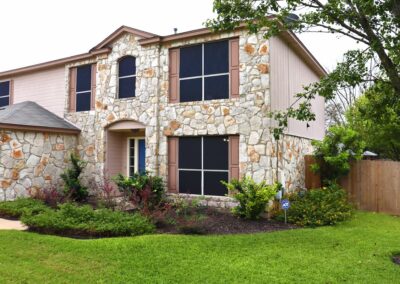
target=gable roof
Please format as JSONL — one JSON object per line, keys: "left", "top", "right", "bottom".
{"left": 0, "top": 101, "right": 80, "bottom": 134}
{"left": 90, "top": 25, "right": 159, "bottom": 51}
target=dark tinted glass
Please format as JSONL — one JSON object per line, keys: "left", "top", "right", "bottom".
{"left": 180, "top": 44, "right": 202, "bottom": 78}
{"left": 204, "top": 75, "right": 229, "bottom": 100}
{"left": 180, "top": 78, "right": 202, "bottom": 102}
{"left": 203, "top": 136, "right": 229, "bottom": 170}
{"left": 204, "top": 171, "right": 228, "bottom": 196}
{"left": 76, "top": 92, "right": 91, "bottom": 112}
{"left": 204, "top": 40, "right": 229, "bottom": 75}
{"left": 76, "top": 65, "right": 92, "bottom": 92}
{"left": 119, "top": 77, "right": 136, "bottom": 98}
{"left": 179, "top": 170, "right": 202, "bottom": 195}
{"left": 0, "top": 81, "right": 10, "bottom": 97}
{"left": 179, "top": 137, "right": 201, "bottom": 169}
{"left": 119, "top": 56, "right": 136, "bottom": 77}
{"left": 0, "top": 97, "right": 9, "bottom": 107}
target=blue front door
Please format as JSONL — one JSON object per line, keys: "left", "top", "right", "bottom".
{"left": 138, "top": 139, "right": 146, "bottom": 174}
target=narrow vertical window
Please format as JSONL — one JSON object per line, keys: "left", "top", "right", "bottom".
{"left": 118, "top": 56, "right": 136, "bottom": 99}
{"left": 0, "top": 81, "right": 10, "bottom": 107}
{"left": 76, "top": 65, "right": 92, "bottom": 112}
{"left": 128, "top": 138, "right": 146, "bottom": 176}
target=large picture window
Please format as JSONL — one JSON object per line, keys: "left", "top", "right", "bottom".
{"left": 179, "top": 40, "right": 229, "bottom": 102}
{"left": 0, "top": 81, "right": 10, "bottom": 107}
{"left": 118, "top": 56, "right": 136, "bottom": 99}
{"left": 76, "top": 65, "right": 92, "bottom": 112}
{"left": 178, "top": 136, "right": 229, "bottom": 196}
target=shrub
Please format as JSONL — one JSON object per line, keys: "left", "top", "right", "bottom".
{"left": 113, "top": 173, "right": 165, "bottom": 213}
{"left": 21, "top": 203, "right": 155, "bottom": 237}
{"left": 277, "top": 184, "right": 353, "bottom": 227}
{"left": 61, "top": 154, "right": 88, "bottom": 202}
{"left": 31, "top": 186, "right": 65, "bottom": 208}
{"left": 222, "top": 177, "right": 279, "bottom": 219}
{"left": 0, "top": 198, "right": 50, "bottom": 219}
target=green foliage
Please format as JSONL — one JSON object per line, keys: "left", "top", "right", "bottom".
{"left": 207, "top": 0, "right": 400, "bottom": 138}
{"left": 60, "top": 154, "right": 88, "bottom": 202}
{"left": 222, "top": 177, "right": 279, "bottom": 219}
{"left": 312, "top": 125, "right": 365, "bottom": 184}
{"left": 347, "top": 82, "right": 400, "bottom": 160}
{"left": 21, "top": 203, "right": 155, "bottom": 237}
{"left": 0, "top": 198, "right": 49, "bottom": 218}
{"left": 113, "top": 173, "right": 165, "bottom": 212}
{"left": 277, "top": 184, "right": 353, "bottom": 227}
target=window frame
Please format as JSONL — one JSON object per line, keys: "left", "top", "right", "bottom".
{"left": 117, "top": 56, "right": 137, "bottom": 99}
{"left": 178, "top": 40, "right": 231, "bottom": 102}
{"left": 127, "top": 137, "right": 145, "bottom": 177}
{"left": 74, "top": 63, "right": 96, "bottom": 112}
{"left": 178, "top": 136, "right": 230, "bottom": 196}
{"left": 0, "top": 80, "right": 10, "bottom": 107}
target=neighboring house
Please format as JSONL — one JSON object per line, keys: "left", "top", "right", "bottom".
{"left": 0, "top": 25, "right": 325, "bottom": 202}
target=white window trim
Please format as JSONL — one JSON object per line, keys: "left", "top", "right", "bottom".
{"left": 127, "top": 137, "right": 145, "bottom": 177}
{"left": 178, "top": 136, "right": 229, "bottom": 196}
{"left": 179, "top": 41, "right": 230, "bottom": 102}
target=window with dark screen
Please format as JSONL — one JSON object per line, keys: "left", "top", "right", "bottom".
{"left": 179, "top": 40, "right": 229, "bottom": 102}
{"left": 76, "top": 65, "right": 92, "bottom": 112}
{"left": 0, "top": 81, "right": 10, "bottom": 107}
{"left": 118, "top": 56, "right": 136, "bottom": 99}
{"left": 178, "top": 136, "right": 229, "bottom": 196}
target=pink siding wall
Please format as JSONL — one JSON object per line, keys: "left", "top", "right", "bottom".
{"left": 12, "top": 67, "right": 66, "bottom": 116}
{"left": 106, "top": 131, "right": 125, "bottom": 177}
{"left": 270, "top": 36, "right": 325, "bottom": 140}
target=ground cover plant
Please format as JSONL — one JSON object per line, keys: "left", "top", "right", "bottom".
{"left": 0, "top": 198, "right": 49, "bottom": 219}
{"left": 0, "top": 212, "right": 398, "bottom": 283}
{"left": 21, "top": 203, "right": 155, "bottom": 238}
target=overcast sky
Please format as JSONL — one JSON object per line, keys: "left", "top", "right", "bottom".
{"left": 1, "top": 0, "right": 360, "bottom": 72}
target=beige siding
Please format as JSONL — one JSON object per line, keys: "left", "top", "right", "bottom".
{"left": 270, "top": 36, "right": 325, "bottom": 140}
{"left": 12, "top": 67, "right": 66, "bottom": 116}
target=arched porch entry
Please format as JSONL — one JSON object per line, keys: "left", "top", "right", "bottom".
{"left": 105, "top": 120, "right": 146, "bottom": 178}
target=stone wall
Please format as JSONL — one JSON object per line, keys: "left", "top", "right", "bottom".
{"left": 0, "top": 130, "right": 77, "bottom": 200}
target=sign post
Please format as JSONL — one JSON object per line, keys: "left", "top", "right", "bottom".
{"left": 280, "top": 199, "right": 290, "bottom": 224}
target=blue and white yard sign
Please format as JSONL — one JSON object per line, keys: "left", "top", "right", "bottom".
{"left": 281, "top": 199, "right": 290, "bottom": 210}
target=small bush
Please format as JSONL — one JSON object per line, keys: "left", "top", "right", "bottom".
{"left": 61, "top": 154, "right": 88, "bottom": 202}
{"left": 21, "top": 203, "right": 155, "bottom": 237}
{"left": 222, "top": 177, "right": 279, "bottom": 219}
{"left": 31, "top": 186, "right": 65, "bottom": 208}
{"left": 277, "top": 184, "right": 353, "bottom": 227}
{"left": 0, "top": 198, "right": 49, "bottom": 219}
{"left": 113, "top": 173, "right": 165, "bottom": 213}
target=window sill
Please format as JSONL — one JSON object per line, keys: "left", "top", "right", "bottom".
{"left": 167, "top": 97, "right": 239, "bottom": 106}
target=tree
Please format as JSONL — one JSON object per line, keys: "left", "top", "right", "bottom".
{"left": 347, "top": 82, "right": 400, "bottom": 160}
{"left": 207, "top": 0, "right": 400, "bottom": 136}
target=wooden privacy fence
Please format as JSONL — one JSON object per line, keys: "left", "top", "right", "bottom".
{"left": 305, "top": 156, "right": 400, "bottom": 216}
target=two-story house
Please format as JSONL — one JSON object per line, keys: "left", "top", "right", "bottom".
{"left": 0, "top": 25, "right": 325, "bottom": 202}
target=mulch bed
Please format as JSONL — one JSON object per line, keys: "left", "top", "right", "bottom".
{"left": 156, "top": 207, "right": 297, "bottom": 235}
{"left": 393, "top": 254, "right": 400, "bottom": 265}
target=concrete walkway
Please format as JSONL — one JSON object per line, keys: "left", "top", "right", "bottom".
{"left": 0, "top": 218, "right": 26, "bottom": 230}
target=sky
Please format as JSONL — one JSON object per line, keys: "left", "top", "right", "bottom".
{"left": 0, "top": 0, "right": 361, "bottom": 72}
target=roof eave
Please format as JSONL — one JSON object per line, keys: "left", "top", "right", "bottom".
{"left": 0, "top": 123, "right": 81, "bottom": 135}
{"left": 0, "top": 47, "right": 111, "bottom": 79}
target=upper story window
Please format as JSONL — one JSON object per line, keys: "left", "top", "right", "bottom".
{"left": 69, "top": 64, "right": 96, "bottom": 112}
{"left": 168, "top": 38, "right": 239, "bottom": 103}
{"left": 118, "top": 56, "right": 136, "bottom": 99}
{"left": 0, "top": 81, "right": 10, "bottom": 107}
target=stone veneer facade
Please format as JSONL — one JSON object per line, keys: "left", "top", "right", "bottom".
{"left": 64, "top": 29, "right": 314, "bottom": 193}
{"left": 0, "top": 130, "right": 77, "bottom": 200}
{"left": 0, "top": 28, "right": 319, "bottom": 200}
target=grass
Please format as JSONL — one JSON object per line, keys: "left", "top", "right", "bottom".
{"left": 0, "top": 211, "right": 399, "bottom": 283}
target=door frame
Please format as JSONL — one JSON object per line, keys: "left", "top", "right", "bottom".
{"left": 127, "top": 136, "right": 145, "bottom": 176}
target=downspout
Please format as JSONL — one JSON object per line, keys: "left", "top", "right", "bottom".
{"left": 154, "top": 43, "right": 162, "bottom": 177}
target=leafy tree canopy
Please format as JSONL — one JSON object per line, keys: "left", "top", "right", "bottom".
{"left": 207, "top": 0, "right": 400, "bottom": 138}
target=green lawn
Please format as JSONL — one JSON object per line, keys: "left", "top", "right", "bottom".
{"left": 0, "top": 212, "right": 399, "bottom": 283}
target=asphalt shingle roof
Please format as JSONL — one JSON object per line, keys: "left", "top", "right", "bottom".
{"left": 0, "top": 101, "right": 80, "bottom": 133}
